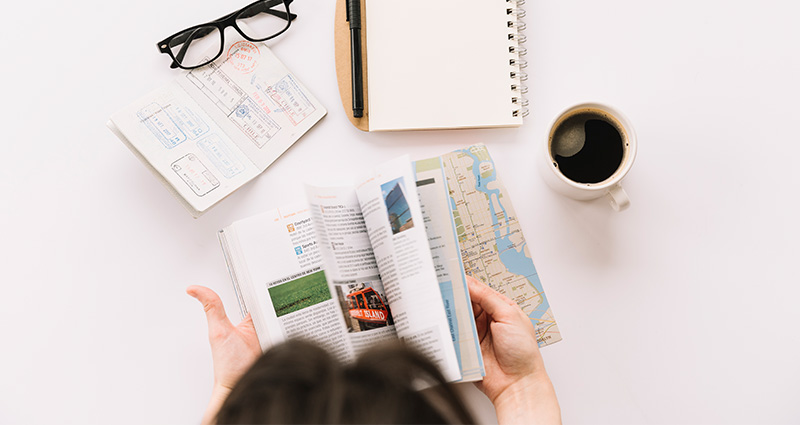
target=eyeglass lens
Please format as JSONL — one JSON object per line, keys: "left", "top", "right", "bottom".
{"left": 235, "top": 1, "right": 290, "bottom": 40}
{"left": 168, "top": 26, "right": 223, "bottom": 68}
{"left": 167, "top": 1, "right": 290, "bottom": 68}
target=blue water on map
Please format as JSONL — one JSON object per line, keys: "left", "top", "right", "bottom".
{"left": 462, "top": 149, "right": 550, "bottom": 321}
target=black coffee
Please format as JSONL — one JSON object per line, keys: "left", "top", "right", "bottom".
{"left": 550, "top": 109, "right": 625, "bottom": 184}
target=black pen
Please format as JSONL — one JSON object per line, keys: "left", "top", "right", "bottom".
{"left": 346, "top": 0, "right": 364, "bottom": 118}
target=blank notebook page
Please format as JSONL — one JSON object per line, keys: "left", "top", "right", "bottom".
{"left": 366, "top": 0, "right": 523, "bottom": 131}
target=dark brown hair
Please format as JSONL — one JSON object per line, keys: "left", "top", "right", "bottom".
{"left": 216, "top": 339, "right": 476, "bottom": 424}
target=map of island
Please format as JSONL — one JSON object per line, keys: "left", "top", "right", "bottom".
{"left": 441, "top": 145, "right": 562, "bottom": 347}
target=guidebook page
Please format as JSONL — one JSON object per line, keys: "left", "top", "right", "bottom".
{"left": 305, "top": 185, "right": 398, "bottom": 354}
{"left": 222, "top": 204, "right": 352, "bottom": 360}
{"left": 355, "top": 156, "right": 462, "bottom": 382}
{"left": 414, "top": 157, "right": 485, "bottom": 382}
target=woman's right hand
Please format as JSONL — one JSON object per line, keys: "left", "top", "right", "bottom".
{"left": 467, "top": 276, "right": 561, "bottom": 425}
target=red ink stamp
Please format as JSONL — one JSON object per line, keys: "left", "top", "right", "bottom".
{"left": 227, "top": 40, "right": 260, "bottom": 74}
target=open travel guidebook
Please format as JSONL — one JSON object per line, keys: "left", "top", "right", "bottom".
{"left": 219, "top": 145, "right": 561, "bottom": 382}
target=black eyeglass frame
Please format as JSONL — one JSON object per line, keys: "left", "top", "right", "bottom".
{"left": 157, "top": 0, "right": 296, "bottom": 70}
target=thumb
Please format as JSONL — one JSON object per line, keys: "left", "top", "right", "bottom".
{"left": 237, "top": 313, "right": 257, "bottom": 334}
{"left": 187, "top": 285, "right": 233, "bottom": 336}
{"left": 466, "top": 276, "right": 520, "bottom": 323}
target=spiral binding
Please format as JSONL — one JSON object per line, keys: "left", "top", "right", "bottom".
{"left": 507, "top": 0, "right": 529, "bottom": 118}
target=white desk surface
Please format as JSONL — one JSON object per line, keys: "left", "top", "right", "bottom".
{"left": 1, "top": 0, "right": 798, "bottom": 423}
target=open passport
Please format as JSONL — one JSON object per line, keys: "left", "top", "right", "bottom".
{"left": 108, "top": 31, "right": 326, "bottom": 217}
{"left": 219, "top": 145, "right": 561, "bottom": 382}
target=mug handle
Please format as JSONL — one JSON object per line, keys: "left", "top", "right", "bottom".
{"left": 607, "top": 184, "right": 630, "bottom": 212}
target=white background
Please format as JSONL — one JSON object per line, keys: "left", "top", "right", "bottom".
{"left": 1, "top": 0, "right": 798, "bottom": 423}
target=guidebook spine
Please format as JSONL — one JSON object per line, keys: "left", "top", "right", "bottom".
{"left": 218, "top": 229, "right": 248, "bottom": 319}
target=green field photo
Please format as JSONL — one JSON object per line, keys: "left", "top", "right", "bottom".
{"left": 268, "top": 270, "right": 331, "bottom": 317}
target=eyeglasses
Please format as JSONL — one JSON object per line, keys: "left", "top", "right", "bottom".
{"left": 157, "top": 0, "right": 296, "bottom": 70}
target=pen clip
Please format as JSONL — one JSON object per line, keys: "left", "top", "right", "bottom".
{"left": 346, "top": 0, "right": 361, "bottom": 28}
{"left": 346, "top": 0, "right": 351, "bottom": 22}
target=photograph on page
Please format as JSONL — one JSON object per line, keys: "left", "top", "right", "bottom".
{"left": 334, "top": 278, "right": 394, "bottom": 333}
{"left": 381, "top": 177, "right": 414, "bottom": 235}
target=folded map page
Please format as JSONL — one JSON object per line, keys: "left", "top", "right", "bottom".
{"left": 431, "top": 145, "right": 562, "bottom": 347}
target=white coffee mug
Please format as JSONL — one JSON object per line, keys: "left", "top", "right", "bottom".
{"left": 539, "top": 102, "right": 637, "bottom": 212}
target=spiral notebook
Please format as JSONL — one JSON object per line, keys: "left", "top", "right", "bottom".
{"left": 365, "top": 0, "right": 528, "bottom": 131}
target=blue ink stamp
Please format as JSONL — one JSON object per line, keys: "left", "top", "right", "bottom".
{"left": 197, "top": 134, "right": 246, "bottom": 179}
{"left": 228, "top": 97, "right": 281, "bottom": 148}
{"left": 137, "top": 103, "right": 186, "bottom": 149}
{"left": 267, "top": 75, "right": 315, "bottom": 126}
{"left": 169, "top": 103, "right": 209, "bottom": 139}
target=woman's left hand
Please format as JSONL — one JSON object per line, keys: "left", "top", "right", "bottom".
{"left": 187, "top": 285, "right": 261, "bottom": 424}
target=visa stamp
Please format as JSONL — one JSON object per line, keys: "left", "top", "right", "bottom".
{"left": 267, "top": 75, "right": 316, "bottom": 126}
{"left": 228, "top": 98, "right": 281, "bottom": 148}
{"left": 187, "top": 62, "right": 247, "bottom": 114}
{"left": 197, "top": 134, "right": 246, "bottom": 179}
{"left": 171, "top": 153, "right": 220, "bottom": 197}
{"left": 227, "top": 40, "right": 260, "bottom": 74}
{"left": 137, "top": 103, "right": 186, "bottom": 149}
{"left": 169, "top": 103, "right": 209, "bottom": 139}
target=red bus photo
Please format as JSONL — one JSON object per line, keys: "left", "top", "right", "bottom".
{"left": 336, "top": 281, "right": 394, "bottom": 332}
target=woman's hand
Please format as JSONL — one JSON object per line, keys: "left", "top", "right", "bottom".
{"left": 187, "top": 285, "right": 261, "bottom": 425}
{"left": 467, "top": 276, "right": 561, "bottom": 425}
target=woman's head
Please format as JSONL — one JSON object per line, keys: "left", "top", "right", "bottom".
{"left": 215, "top": 340, "right": 475, "bottom": 424}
